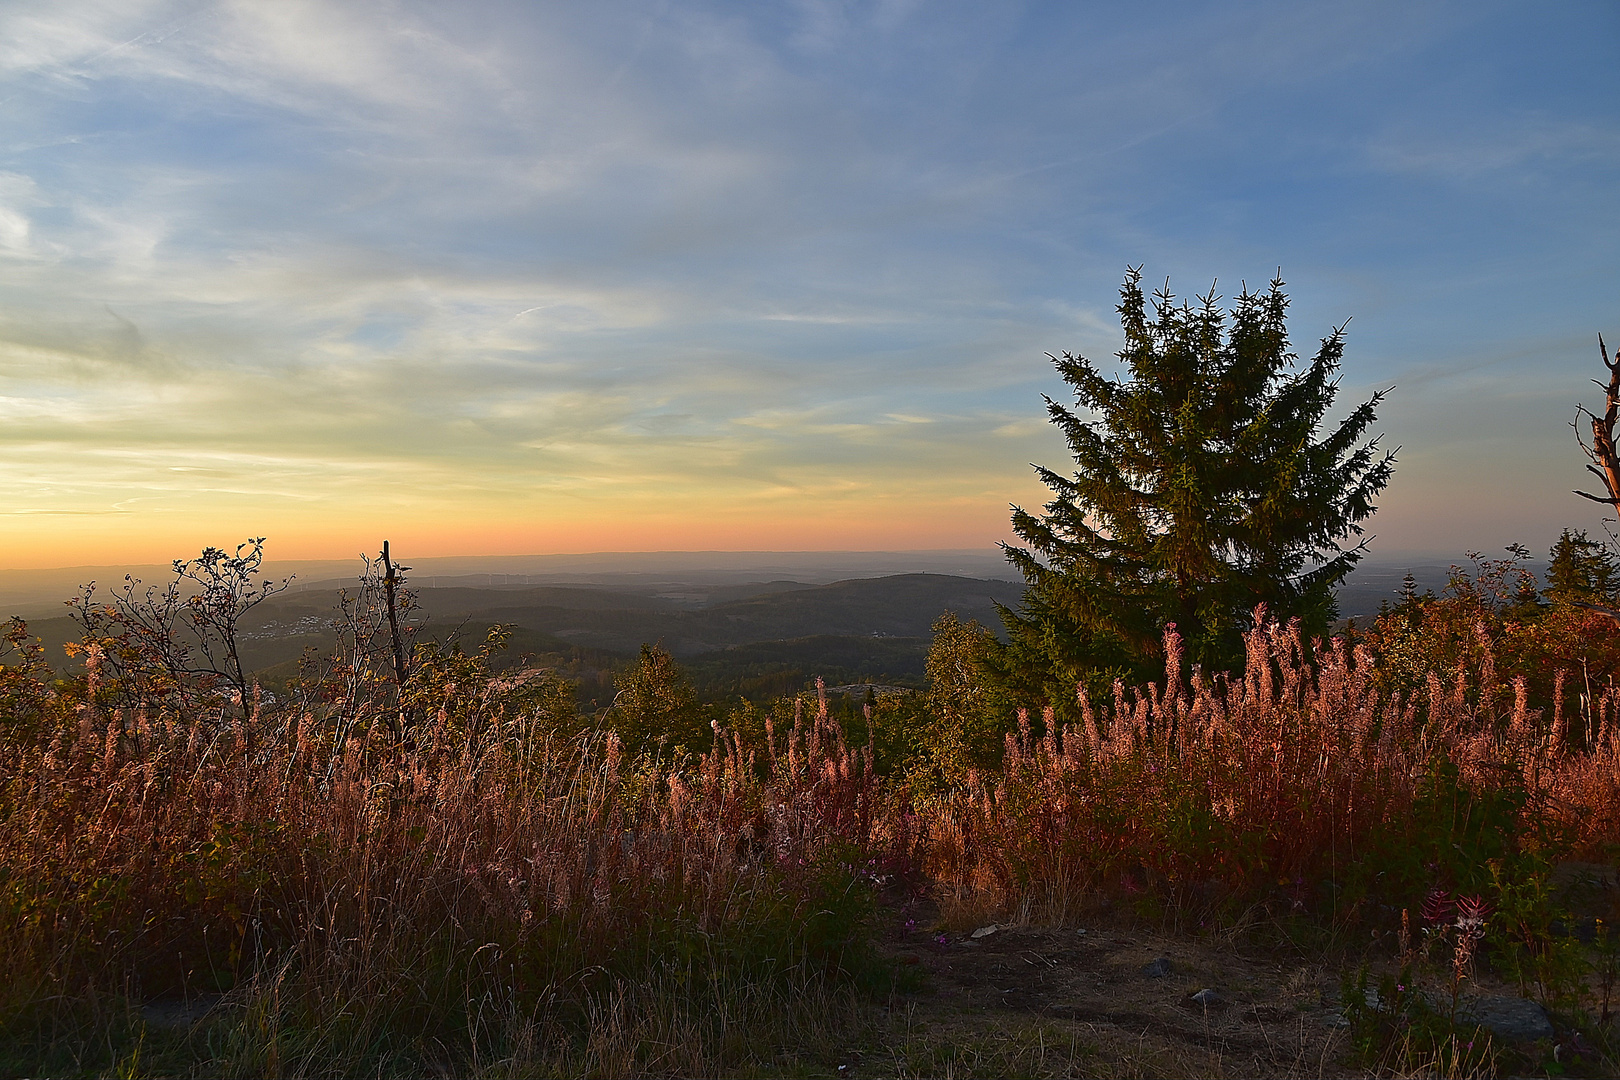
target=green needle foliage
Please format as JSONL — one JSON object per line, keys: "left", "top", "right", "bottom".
{"left": 1546, "top": 527, "right": 1620, "bottom": 606}
{"left": 993, "top": 268, "right": 1395, "bottom": 711}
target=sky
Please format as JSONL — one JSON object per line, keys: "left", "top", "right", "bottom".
{"left": 0, "top": 1, "right": 1616, "bottom": 570}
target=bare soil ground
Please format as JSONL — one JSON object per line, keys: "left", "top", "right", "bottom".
{"left": 826, "top": 867, "right": 1620, "bottom": 1078}
{"left": 845, "top": 917, "right": 1358, "bottom": 1078}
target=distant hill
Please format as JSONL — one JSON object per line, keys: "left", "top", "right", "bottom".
{"left": 1332, "top": 555, "right": 1550, "bottom": 622}
{"left": 14, "top": 557, "right": 1537, "bottom": 703}
{"left": 13, "top": 573, "right": 1024, "bottom": 706}
{"left": 0, "top": 549, "right": 1019, "bottom": 620}
{"left": 444, "top": 573, "right": 1022, "bottom": 656}
{"left": 396, "top": 573, "right": 1022, "bottom": 701}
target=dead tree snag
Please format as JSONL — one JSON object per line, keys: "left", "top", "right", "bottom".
{"left": 1572, "top": 333, "right": 1620, "bottom": 625}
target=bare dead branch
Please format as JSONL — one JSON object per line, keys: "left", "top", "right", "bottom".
{"left": 1570, "top": 598, "right": 1620, "bottom": 627}
{"left": 1574, "top": 489, "right": 1620, "bottom": 505}
{"left": 1574, "top": 332, "right": 1620, "bottom": 507}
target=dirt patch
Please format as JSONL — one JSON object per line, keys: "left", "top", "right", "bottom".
{"left": 854, "top": 917, "right": 1357, "bottom": 1077}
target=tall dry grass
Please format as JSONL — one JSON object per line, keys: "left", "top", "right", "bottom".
{"left": 6, "top": 605, "right": 1620, "bottom": 1074}
{"left": 928, "top": 616, "right": 1620, "bottom": 929}
{"left": 0, "top": 650, "right": 897, "bottom": 1074}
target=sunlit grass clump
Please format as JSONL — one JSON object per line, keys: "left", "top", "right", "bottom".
{"left": 0, "top": 633, "right": 898, "bottom": 1076}
{"left": 5, "top": 566, "right": 1620, "bottom": 1075}
{"left": 934, "top": 617, "right": 1620, "bottom": 927}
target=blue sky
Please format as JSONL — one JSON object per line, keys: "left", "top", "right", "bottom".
{"left": 0, "top": 1, "right": 1616, "bottom": 566}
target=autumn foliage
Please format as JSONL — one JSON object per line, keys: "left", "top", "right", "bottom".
{"left": 5, "top": 542, "right": 1620, "bottom": 1073}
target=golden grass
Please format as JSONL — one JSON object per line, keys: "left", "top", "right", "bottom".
{"left": 5, "top": 610, "right": 1620, "bottom": 1075}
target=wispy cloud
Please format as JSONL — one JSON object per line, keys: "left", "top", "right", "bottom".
{"left": 0, "top": 0, "right": 1614, "bottom": 563}
{"left": 1369, "top": 116, "right": 1620, "bottom": 181}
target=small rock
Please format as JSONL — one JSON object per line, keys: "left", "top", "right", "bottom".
{"left": 1331, "top": 989, "right": 1552, "bottom": 1043}
{"left": 1455, "top": 994, "right": 1554, "bottom": 1043}
{"left": 970, "top": 924, "right": 998, "bottom": 939}
{"left": 1188, "top": 988, "right": 1222, "bottom": 1008}
{"left": 1141, "top": 956, "right": 1173, "bottom": 978}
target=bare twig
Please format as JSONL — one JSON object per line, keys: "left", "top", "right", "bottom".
{"left": 380, "top": 539, "right": 413, "bottom": 742}
{"left": 1574, "top": 333, "right": 1620, "bottom": 506}
{"left": 68, "top": 538, "right": 292, "bottom": 717}
{"left": 381, "top": 540, "right": 409, "bottom": 690}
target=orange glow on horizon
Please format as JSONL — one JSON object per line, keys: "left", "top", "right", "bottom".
{"left": 0, "top": 498, "right": 1029, "bottom": 570}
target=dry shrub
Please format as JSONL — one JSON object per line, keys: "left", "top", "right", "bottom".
{"left": 930, "top": 613, "right": 1620, "bottom": 927}
{"left": 0, "top": 652, "right": 898, "bottom": 1073}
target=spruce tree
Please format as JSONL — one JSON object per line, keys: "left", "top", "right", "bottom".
{"left": 991, "top": 268, "right": 1395, "bottom": 712}
{"left": 1546, "top": 528, "right": 1618, "bottom": 604}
